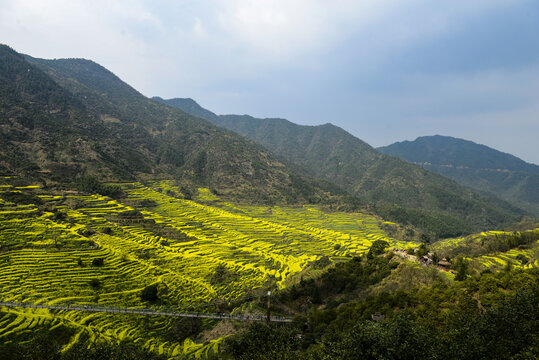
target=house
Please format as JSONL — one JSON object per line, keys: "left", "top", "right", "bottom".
{"left": 419, "top": 254, "right": 433, "bottom": 265}
{"left": 438, "top": 258, "right": 451, "bottom": 268}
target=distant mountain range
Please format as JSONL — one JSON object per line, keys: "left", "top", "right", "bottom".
{"left": 154, "top": 97, "right": 527, "bottom": 237}
{"left": 378, "top": 135, "right": 539, "bottom": 216}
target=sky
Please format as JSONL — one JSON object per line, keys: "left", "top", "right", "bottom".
{"left": 1, "top": 0, "right": 538, "bottom": 164}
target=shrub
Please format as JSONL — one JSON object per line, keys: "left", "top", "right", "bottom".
{"left": 516, "top": 254, "right": 529, "bottom": 265}
{"left": 76, "top": 176, "right": 123, "bottom": 198}
{"left": 210, "top": 264, "right": 238, "bottom": 285}
{"left": 92, "top": 258, "right": 104, "bottom": 267}
{"left": 89, "top": 279, "right": 101, "bottom": 289}
{"left": 53, "top": 210, "right": 67, "bottom": 221}
{"left": 313, "top": 256, "right": 331, "bottom": 270}
{"left": 82, "top": 228, "right": 96, "bottom": 237}
{"left": 137, "top": 199, "right": 158, "bottom": 208}
{"left": 160, "top": 240, "right": 170, "bottom": 246}
{"left": 140, "top": 284, "right": 159, "bottom": 302}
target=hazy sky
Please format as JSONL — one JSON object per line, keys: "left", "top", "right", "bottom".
{"left": 2, "top": 0, "right": 538, "bottom": 164}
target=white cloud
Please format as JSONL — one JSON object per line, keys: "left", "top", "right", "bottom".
{"left": 1, "top": 0, "right": 537, "bottom": 162}
{"left": 212, "top": 0, "right": 402, "bottom": 63}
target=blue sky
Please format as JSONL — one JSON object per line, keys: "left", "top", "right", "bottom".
{"left": 1, "top": 0, "right": 538, "bottom": 163}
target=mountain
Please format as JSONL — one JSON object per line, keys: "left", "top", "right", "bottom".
{"left": 378, "top": 135, "right": 539, "bottom": 216}
{"left": 0, "top": 44, "right": 348, "bottom": 205}
{"left": 154, "top": 97, "right": 526, "bottom": 237}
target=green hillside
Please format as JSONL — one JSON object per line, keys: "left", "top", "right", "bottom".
{"left": 155, "top": 98, "right": 526, "bottom": 237}
{"left": 0, "top": 44, "right": 350, "bottom": 206}
{"left": 379, "top": 135, "right": 539, "bottom": 215}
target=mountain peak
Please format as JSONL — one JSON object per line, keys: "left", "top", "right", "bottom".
{"left": 379, "top": 135, "right": 539, "bottom": 215}
{"left": 381, "top": 135, "right": 539, "bottom": 171}
{"left": 153, "top": 97, "right": 220, "bottom": 122}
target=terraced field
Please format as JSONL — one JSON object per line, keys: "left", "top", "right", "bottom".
{"left": 432, "top": 229, "right": 539, "bottom": 271}
{"left": 0, "top": 180, "right": 406, "bottom": 358}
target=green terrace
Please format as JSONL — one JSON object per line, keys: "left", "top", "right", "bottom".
{"left": 2, "top": 180, "right": 536, "bottom": 358}
{"left": 0, "top": 180, "right": 407, "bottom": 358}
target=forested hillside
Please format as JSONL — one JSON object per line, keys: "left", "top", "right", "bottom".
{"left": 379, "top": 135, "right": 539, "bottom": 216}
{"left": 0, "top": 44, "right": 349, "bottom": 205}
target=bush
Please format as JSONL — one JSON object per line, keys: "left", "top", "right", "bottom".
{"left": 53, "top": 210, "right": 67, "bottom": 221}
{"left": 92, "top": 258, "right": 104, "bottom": 267}
{"left": 172, "top": 317, "right": 202, "bottom": 341}
{"left": 516, "top": 254, "right": 529, "bottom": 265}
{"left": 82, "top": 228, "right": 96, "bottom": 237}
{"left": 137, "top": 199, "right": 158, "bottom": 208}
{"left": 89, "top": 278, "right": 101, "bottom": 289}
{"left": 160, "top": 240, "right": 170, "bottom": 246}
{"left": 313, "top": 256, "right": 331, "bottom": 270}
{"left": 140, "top": 284, "right": 159, "bottom": 302}
{"left": 210, "top": 264, "right": 238, "bottom": 285}
{"left": 76, "top": 176, "right": 123, "bottom": 198}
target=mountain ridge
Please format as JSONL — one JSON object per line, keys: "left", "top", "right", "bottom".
{"left": 155, "top": 97, "right": 527, "bottom": 237}
{"left": 1, "top": 44, "right": 350, "bottom": 205}
{"left": 379, "top": 135, "right": 539, "bottom": 216}
{"left": 379, "top": 135, "right": 539, "bottom": 172}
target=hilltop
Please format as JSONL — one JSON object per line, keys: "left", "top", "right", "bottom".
{"left": 379, "top": 135, "right": 539, "bottom": 216}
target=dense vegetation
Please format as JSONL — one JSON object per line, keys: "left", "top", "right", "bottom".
{"left": 379, "top": 135, "right": 539, "bottom": 216}
{"left": 222, "top": 254, "right": 539, "bottom": 360}
{"left": 434, "top": 229, "right": 539, "bottom": 259}
{"left": 156, "top": 97, "right": 525, "bottom": 237}
{"left": 1, "top": 44, "right": 353, "bottom": 206}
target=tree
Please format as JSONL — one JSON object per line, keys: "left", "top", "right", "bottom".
{"left": 222, "top": 323, "right": 299, "bottom": 360}
{"left": 210, "top": 264, "right": 238, "bottom": 285}
{"left": 455, "top": 257, "right": 469, "bottom": 281}
{"left": 140, "top": 284, "right": 159, "bottom": 302}
{"left": 89, "top": 278, "right": 101, "bottom": 289}
{"left": 368, "top": 240, "right": 389, "bottom": 258}
{"left": 416, "top": 242, "right": 430, "bottom": 258}
{"left": 172, "top": 317, "right": 202, "bottom": 341}
{"left": 432, "top": 252, "right": 440, "bottom": 265}
{"left": 420, "top": 233, "right": 431, "bottom": 244}
{"left": 92, "top": 258, "right": 104, "bottom": 267}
